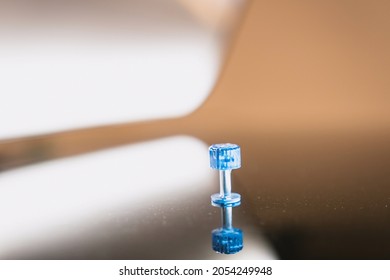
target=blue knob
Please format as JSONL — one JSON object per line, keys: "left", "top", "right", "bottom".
{"left": 209, "top": 143, "right": 241, "bottom": 170}
{"left": 212, "top": 228, "right": 243, "bottom": 254}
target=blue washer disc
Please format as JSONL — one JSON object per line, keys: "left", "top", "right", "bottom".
{"left": 211, "top": 193, "right": 241, "bottom": 207}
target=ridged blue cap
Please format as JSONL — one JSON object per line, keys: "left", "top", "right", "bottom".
{"left": 212, "top": 228, "right": 243, "bottom": 254}
{"left": 209, "top": 143, "right": 241, "bottom": 170}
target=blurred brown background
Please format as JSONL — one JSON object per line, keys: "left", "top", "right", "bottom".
{"left": 1, "top": 0, "right": 390, "bottom": 259}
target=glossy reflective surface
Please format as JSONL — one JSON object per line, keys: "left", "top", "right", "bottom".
{"left": 0, "top": 137, "right": 275, "bottom": 259}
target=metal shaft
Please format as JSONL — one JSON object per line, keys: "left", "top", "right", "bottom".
{"left": 219, "top": 170, "right": 232, "bottom": 197}
{"left": 221, "top": 206, "right": 233, "bottom": 229}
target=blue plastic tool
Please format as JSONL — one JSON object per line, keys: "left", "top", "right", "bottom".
{"left": 209, "top": 143, "right": 243, "bottom": 254}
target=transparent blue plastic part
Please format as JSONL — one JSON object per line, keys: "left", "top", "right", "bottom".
{"left": 211, "top": 193, "right": 241, "bottom": 207}
{"left": 212, "top": 228, "right": 243, "bottom": 254}
{"left": 209, "top": 143, "right": 241, "bottom": 170}
{"left": 209, "top": 143, "right": 243, "bottom": 254}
